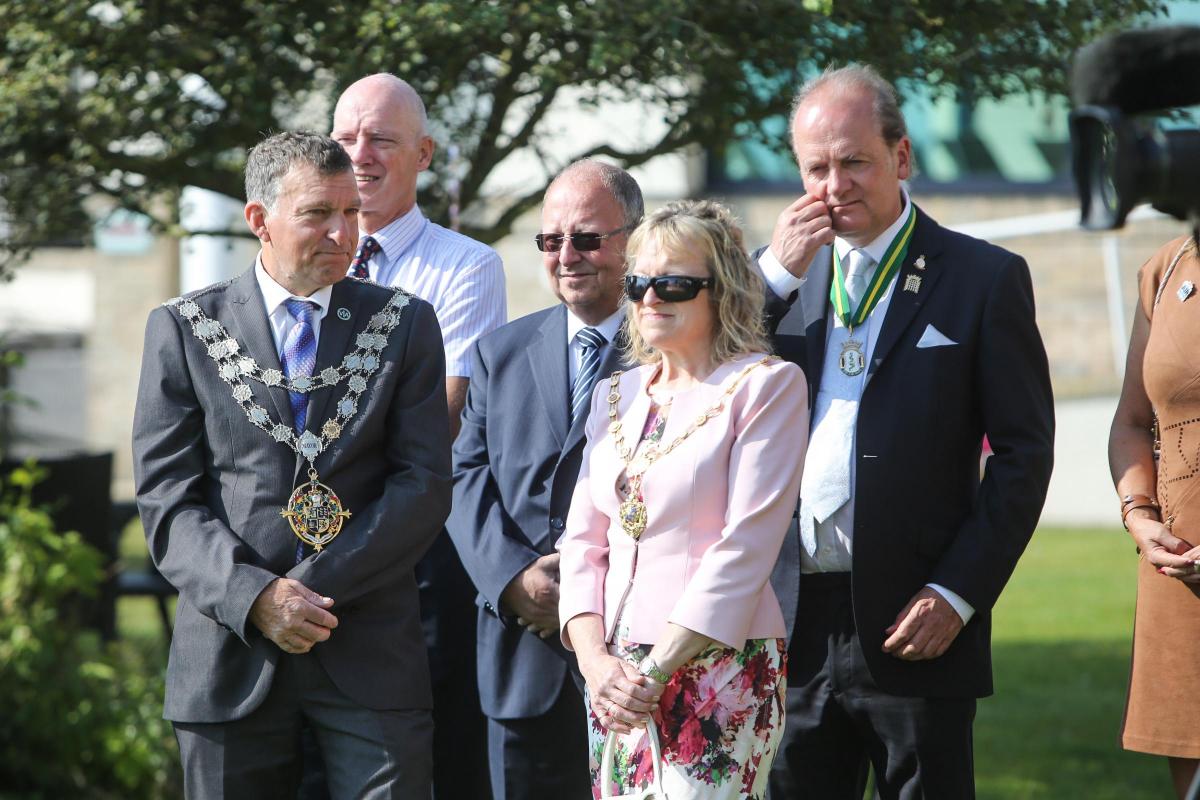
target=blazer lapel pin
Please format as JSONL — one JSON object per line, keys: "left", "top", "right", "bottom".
{"left": 903, "top": 274, "right": 922, "bottom": 294}
{"left": 914, "top": 254, "right": 926, "bottom": 270}
{"left": 337, "top": 307, "right": 352, "bottom": 321}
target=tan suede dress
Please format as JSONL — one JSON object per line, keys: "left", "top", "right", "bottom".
{"left": 1123, "top": 235, "right": 1200, "bottom": 758}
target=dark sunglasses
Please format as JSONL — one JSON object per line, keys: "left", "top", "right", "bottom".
{"left": 534, "top": 224, "right": 633, "bottom": 253}
{"left": 624, "top": 274, "right": 713, "bottom": 303}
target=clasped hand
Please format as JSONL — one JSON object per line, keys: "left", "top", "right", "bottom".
{"left": 579, "top": 652, "right": 666, "bottom": 735}
{"left": 1128, "top": 516, "right": 1200, "bottom": 584}
{"left": 249, "top": 578, "right": 338, "bottom": 654}
{"left": 500, "top": 553, "right": 561, "bottom": 639}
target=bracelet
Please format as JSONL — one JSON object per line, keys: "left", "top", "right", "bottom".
{"left": 638, "top": 656, "right": 672, "bottom": 685}
{"left": 1120, "top": 493, "right": 1160, "bottom": 531}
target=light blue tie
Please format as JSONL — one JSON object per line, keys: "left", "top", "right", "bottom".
{"left": 571, "top": 327, "right": 606, "bottom": 425}
{"left": 282, "top": 299, "right": 318, "bottom": 564}
{"left": 798, "top": 249, "right": 872, "bottom": 557}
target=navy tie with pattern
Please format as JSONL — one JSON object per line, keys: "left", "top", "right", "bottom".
{"left": 349, "top": 235, "right": 381, "bottom": 280}
{"left": 570, "top": 327, "right": 606, "bottom": 425}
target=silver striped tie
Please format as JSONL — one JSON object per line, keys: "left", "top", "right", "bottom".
{"left": 570, "top": 327, "right": 606, "bottom": 425}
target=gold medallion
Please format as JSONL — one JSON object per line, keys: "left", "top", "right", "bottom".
{"left": 280, "top": 470, "right": 352, "bottom": 551}
{"left": 619, "top": 497, "right": 648, "bottom": 540}
{"left": 607, "top": 356, "right": 772, "bottom": 541}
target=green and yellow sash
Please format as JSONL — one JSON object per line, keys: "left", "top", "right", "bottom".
{"left": 830, "top": 203, "right": 916, "bottom": 331}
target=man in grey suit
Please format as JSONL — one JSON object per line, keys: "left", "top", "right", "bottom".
{"left": 132, "top": 131, "right": 451, "bottom": 799}
{"left": 446, "top": 159, "right": 642, "bottom": 798}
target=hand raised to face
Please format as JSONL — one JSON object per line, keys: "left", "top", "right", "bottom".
{"left": 769, "top": 193, "right": 836, "bottom": 279}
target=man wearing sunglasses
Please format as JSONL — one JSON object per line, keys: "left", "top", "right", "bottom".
{"left": 758, "top": 65, "right": 1054, "bottom": 798}
{"left": 447, "top": 160, "right": 643, "bottom": 799}
{"left": 329, "top": 73, "right": 506, "bottom": 799}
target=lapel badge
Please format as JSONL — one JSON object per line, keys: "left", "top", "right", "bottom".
{"left": 1178, "top": 281, "right": 1194, "bottom": 302}
{"left": 337, "top": 307, "right": 352, "bottom": 321}
{"left": 903, "top": 274, "right": 922, "bottom": 294}
{"left": 914, "top": 254, "right": 926, "bottom": 271}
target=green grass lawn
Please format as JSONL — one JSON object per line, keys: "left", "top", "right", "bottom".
{"left": 115, "top": 525, "right": 1171, "bottom": 797}
{"left": 976, "top": 527, "right": 1170, "bottom": 799}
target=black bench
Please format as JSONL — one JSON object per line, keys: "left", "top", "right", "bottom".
{"left": 111, "top": 499, "right": 176, "bottom": 640}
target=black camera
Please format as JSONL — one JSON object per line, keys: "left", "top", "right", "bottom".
{"left": 1069, "top": 25, "right": 1200, "bottom": 230}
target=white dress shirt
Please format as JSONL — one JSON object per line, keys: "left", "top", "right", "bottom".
{"left": 759, "top": 190, "right": 974, "bottom": 624}
{"left": 359, "top": 204, "right": 506, "bottom": 378}
{"left": 255, "top": 257, "right": 332, "bottom": 356}
{"left": 565, "top": 308, "right": 623, "bottom": 386}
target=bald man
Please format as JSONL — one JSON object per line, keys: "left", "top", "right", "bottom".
{"left": 328, "top": 74, "right": 505, "bottom": 798}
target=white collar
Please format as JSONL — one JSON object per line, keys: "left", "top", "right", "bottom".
{"left": 833, "top": 186, "right": 912, "bottom": 266}
{"left": 566, "top": 307, "right": 623, "bottom": 346}
{"left": 365, "top": 204, "right": 427, "bottom": 262}
{"left": 254, "top": 255, "right": 332, "bottom": 317}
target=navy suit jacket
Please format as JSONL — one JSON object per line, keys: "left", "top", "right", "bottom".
{"left": 763, "top": 205, "right": 1055, "bottom": 699}
{"left": 447, "top": 304, "right": 628, "bottom": 719}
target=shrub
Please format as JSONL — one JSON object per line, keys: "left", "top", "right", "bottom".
{"left": 0, "top": 464, "right": 179, "bottom": 798}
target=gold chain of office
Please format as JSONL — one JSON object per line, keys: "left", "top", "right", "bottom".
{"left": 607, "top": 355, "right": 773, "bottom": 539}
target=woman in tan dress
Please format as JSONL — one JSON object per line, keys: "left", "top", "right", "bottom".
{"left": 1110, "top": 233, "right": 1200, "bottom": 798}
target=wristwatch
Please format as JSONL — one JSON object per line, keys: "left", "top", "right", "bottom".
{"left": 638, "top": 656, "right": 672, "bottom": 685}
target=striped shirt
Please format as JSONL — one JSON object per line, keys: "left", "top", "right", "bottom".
{"left": 360, "top": 204, "right": 506, "bottom": 377}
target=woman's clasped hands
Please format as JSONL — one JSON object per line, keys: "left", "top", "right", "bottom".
{"left": 578, "top": 649, "right": 666, "bottom": 735}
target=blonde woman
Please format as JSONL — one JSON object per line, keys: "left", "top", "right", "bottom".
{"left": 558, "top": 200, "right": 808, "bottom": 797}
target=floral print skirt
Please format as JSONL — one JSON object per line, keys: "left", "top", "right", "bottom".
{"left": 587, "top": 637, "right": 787, "bottom": 799}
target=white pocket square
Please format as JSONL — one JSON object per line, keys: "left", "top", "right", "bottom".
{"left": 916, "top": 324, "right": 957, "bottom": 349}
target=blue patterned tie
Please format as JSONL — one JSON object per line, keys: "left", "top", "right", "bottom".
{"left": 282, "top": 299, "right": 318, "bottom": 564}
{"left": 349, "top": 236, "right": 381, "bottom": 280}
{"left": 281, "top": 299, "right": 318, "bottom": 433}
{"left": 570, "top": 327, "right": 606, "bottom": 425}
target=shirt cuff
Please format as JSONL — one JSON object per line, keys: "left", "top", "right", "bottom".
{"left": 444, "top": 357, "right": 472, "bottom": 379}
{"left": 759, "top": 247, "right": 806, "bottom": 299}
{"left": 926, "top": 583, "right": 975, "bottom": 625}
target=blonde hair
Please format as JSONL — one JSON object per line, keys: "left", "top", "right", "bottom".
{"left": 623, "top": 199, "right": 771, "bottom": 366}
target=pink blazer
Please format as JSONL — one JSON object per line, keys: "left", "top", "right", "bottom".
{"left": 558, "top": 352, "right": 808, "bottom": 652}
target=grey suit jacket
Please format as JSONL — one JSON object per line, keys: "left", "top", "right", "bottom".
{"left": 447, "top": 304, "right": 628, "bottom": 719}
{"left": 132, "top": 268, "right": 451, "bottom": 723}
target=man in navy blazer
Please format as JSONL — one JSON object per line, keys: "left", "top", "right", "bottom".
{"left": 761, "top": 66, "right": 1054, "bottom": 798}
{"left": 446, "top": 160, "right": 643, "bottom": 798}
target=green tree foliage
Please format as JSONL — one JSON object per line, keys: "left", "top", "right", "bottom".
{"left": 0, "top": 0, "right": 1166, "bottom": 274}
{"left": 0, "top": 464, "right": 179, "bottom": 798}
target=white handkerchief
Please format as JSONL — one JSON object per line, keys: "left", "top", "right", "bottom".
{"left": 916, "top": 323, "right": 957, "bottom": 349}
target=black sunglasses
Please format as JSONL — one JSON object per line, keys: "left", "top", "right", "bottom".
{"left": 534, "top": 224, "right": 633, "bottom": 253}
{"left": 624, "top": 274, "right": 713, "bottom": 303}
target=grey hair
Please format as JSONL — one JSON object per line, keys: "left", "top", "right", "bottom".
{"left": 245, "top": 131, "right": 353, "bottom": 211}
{"left": 789, "top": 63, "right": 908, "bottom": 149}
{"left": 550, "top": 159, "right": 645, "bottom": 229}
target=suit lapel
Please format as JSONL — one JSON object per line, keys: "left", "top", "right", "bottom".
{"left": 227, "top": 267, "right": 294, "bottom": 430}
{"left": 867, "top": 207, "right": 945, "bottom": 386}
{"left": 528, "top": 306, "right": 571, "bottom": 450}
{"left": 801, "top": 246, "right": 833, "bottom": 398}
{"left": 563, "top": 324, "right": 629, "bottom": 455}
